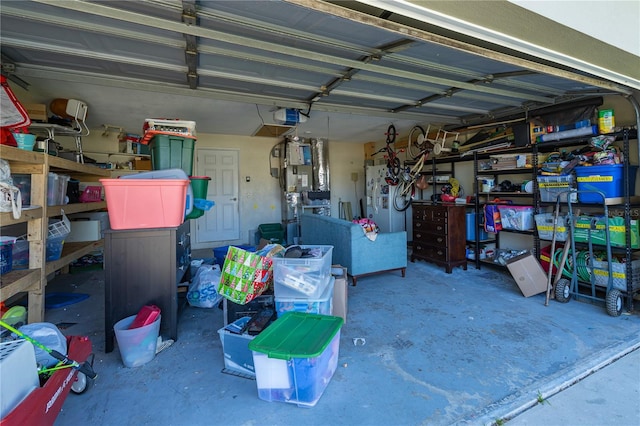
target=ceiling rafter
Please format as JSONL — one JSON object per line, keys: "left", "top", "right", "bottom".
{"left": 309, "top": 39, "right": 415, "bottom": 105}
{"left": 182, "top": 0, "right": 198, "bottom": 89}
{"left": 14, "top": 63, "right": 460, "bottom": 124}
{"left": 2, "top": 4, "right": 561, "bottom": 99}
{"left": 285, "top": 0, "right": 633, "bottom": 95}
{"left": 392, "top": 70, "right": 546, "bottom": 114}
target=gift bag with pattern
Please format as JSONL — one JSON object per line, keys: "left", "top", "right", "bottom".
{"left": 217, "top": 246, "right": 273, "bottom": 305}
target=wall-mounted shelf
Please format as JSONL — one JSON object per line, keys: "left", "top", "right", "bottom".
{"left": 29, "top": 122, "right": 89, "bottom": 163}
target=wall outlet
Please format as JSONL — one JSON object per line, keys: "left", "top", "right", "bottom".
{"left": 351, "top": 172, "right": 358, "bottom": 182}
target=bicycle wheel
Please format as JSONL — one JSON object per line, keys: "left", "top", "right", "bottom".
{"left": 389, "top": 156, "right": 401, "bottom": 178}
{"left": 408, "top": 125, "right": 426, "bottom": 159}
{"left": 393, "top": 179, "right": 414, "bottom": 211}
{"left": 386, "top": 124, "right": 397, "bottom": 144}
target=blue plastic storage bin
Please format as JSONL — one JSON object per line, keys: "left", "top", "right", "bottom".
{"left": 574, "top": 164, "right": 638, "bottom": 203}
{"left": 465, "top": 212, "right": 489, "bottom": 241}
{"left": 213, "top": 245, "right": 256, "bottom": 267}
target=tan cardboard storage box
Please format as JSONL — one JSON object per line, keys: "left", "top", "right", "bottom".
{"left": 331, "top": 265, "right": 348, "bottom": 323}
{"left": 506, "top": 253, "right": 548, "bottom": 297}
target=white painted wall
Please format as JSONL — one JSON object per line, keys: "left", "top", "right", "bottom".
{"left": 510, "top": 0, "right": 640, "bottom": 56}
{"left": 49, "top": 127, "right": 368, "bottom": 249}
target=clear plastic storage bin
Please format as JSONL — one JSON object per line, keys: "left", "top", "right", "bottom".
{"left": 497, "top": 206, "right": 534, "bottom": 231}
{"left": 248, "top": 312, "right": 343, "bottom": 408}
{"left": 272, "top": 245, "right": 333, "bottom": 299}
{"left": 534, "top": 213, "right": 568, "bottom": 241}
{"left": 275, "top": 276, "right": 334, "bottom": 317}
{"left": 536, "top": 175, "right": 577, "bottom": 203}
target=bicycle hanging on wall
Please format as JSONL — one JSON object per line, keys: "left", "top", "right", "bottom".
{"left": 407, "top": 124, "right": 460, "bottom": 158}
{"left": 393, "top": 145, "right": 431, "bottom": 211}
{"left": 371, "top": 124, "right": 402, "bottom": 185}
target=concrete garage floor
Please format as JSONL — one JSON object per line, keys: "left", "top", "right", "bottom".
{"left": 41, "top": 253, "right": 640, "bottom": 426}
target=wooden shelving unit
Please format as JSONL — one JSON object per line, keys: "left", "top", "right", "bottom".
{"left": 0, "top": 145, "right": 110, "bottom": 323}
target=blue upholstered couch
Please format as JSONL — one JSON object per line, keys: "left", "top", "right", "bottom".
{"left": 300, "top": 213, "right": 407, "bottom": 285}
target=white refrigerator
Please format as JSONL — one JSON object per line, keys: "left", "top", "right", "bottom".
{"left": 365, "top": 164, "right": 407, "bottom": 234}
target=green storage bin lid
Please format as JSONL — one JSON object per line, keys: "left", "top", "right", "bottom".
{"left": 258, "top": 223, "right": 283, "bottom": 231}
{"left": 248, "top": 311, "right": 343, "bottom": 360}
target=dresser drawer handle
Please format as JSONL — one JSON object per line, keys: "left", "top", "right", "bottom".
{"left": 437, "top": 250, "right": 443, "bottom": 256}
{"left": 415, "top": 222, "right": 422, "bottom": 228}
{"left": 437, "top": 225, "right": 443, "bottom": 231}
{"left": 437, "top": 237, "right": 443, "bottom": 243}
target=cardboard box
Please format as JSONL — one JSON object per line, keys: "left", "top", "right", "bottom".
{"left": 331, "top": 264, "right": 348, "bottom": 323}
{"left": 506, "top": 253, "right": 548, "bottom": 297}
{"left": 134, "top": 158, "right": 152, "bottom": 170}
{"left": 24, "top": 103, "right": 47, "bottom": 122}
{"left": 364, "top": 142, "right": 377, "bottom": 160}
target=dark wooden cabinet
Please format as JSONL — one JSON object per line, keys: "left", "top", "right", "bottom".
{"left": 411, "top": 202, "right": 467, "bottom": 273}
{"left": 104, "top": 222, "right": 191, "bottom": 353}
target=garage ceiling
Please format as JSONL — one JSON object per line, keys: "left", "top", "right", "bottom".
{"left": 1, "top": 0, "right": 636, "bottom": 143}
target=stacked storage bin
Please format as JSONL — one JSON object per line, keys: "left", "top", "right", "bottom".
{"left": 140, "top": 119, "right": 213, "bottom": 220}
{"left": 217, "top": 295, "right": 276, "bottom": 378}
{"left": 271, "top": 245, "right": 334, "bottom": 317}
{"left": 100, "top": 119, "right": 198, "bottom": 228}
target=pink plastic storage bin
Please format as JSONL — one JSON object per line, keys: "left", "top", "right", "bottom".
{"left": 100, "top": 178, "right": 188, "bottom": 229}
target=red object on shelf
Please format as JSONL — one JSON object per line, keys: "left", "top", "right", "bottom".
{"left": 0, "top": 336, "right": 93, "bottom": 426}
{"left": 0, "top": 128, "right": 18, "bottom": 147}
{"left": 0, "top": 75, "right": 31, "bottom": 136}
{"left": 79, "top": 186, "right": 102, "bottom": 203}
{"left": 139, "top": 129, "right": 196, "bottom": 145}
{"left": 129, "top": 305, "right": 161, "bottom": 329}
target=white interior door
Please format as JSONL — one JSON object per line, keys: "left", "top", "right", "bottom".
{"left": 193, "top": 148, "right": 239, "bottom": 246}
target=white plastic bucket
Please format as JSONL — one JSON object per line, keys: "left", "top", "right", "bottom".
{"left": 113, "top": 314, "right": 161, "bottom": 368}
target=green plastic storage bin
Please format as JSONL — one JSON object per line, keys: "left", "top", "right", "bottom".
{"left": 258, "top": 223, "right": 284, "bottom": 244}
{"left": 185, "top": 176, "right": 211, "bottom": 220}
{"left": 248, "top": 312, "right": 343, "bottom": 407}
{"left": 150, "top": 134, "right": 196, "bottom": 175}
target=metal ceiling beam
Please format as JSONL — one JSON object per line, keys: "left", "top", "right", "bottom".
{"left": 309, "top": 39, "right": 415, "bottom": 104}
{"left": 27, "top": 0, "right": 557, "bottom": 103}
{"left": 182, "top": 0, "right": 198, "bottom": 89}
{"left": 15, "top": 64, "right": 460, "bottom": 124}
{"left": 352, "top": 74, "right": 524, "bottom": 107}
{"left": 287, "top": 0, "right": 634, "bottom": 95}
{"left": 355, "top": 0, "right": 640, "bottom": 91}
{"left": 191, "top": 0, "right": 379, "bottom": 58}
{"left": 0, "top": 54, "right": 30, "bottom": 90}
{"left": 1, "top": 6, "right": 184, "bottom": 48}
{"left": 2, "top": 5, "right": 521, "bottom": 106}
{"left": 385, "top": 53, "right": 566, "bottom": 96}
{"left": 393, "top": 70, "right": 551, "bottom": 113}
{"left": 2, "top": 38, "right": 188, "bottom": 73}
{"left": 1, "top": 37, "right": 325, "bottom": 92}
{"left": 2, "top": 5, "right": 347, "bottom": 80}
{"left": 4, "top": 3, "right": 562, "bottom": 99}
